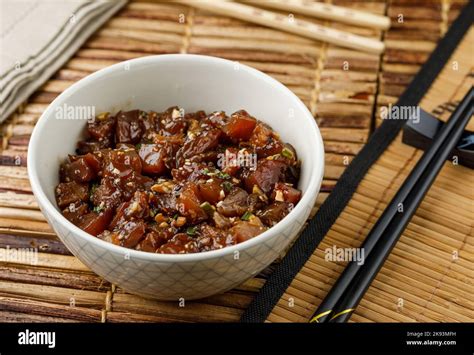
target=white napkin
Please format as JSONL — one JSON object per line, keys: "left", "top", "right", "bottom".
{"left": 0, "top": 0, "right": 127, "bottom": 123}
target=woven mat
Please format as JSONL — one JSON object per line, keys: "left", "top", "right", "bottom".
{"left": 268, "top": 25, "right": 474, "bottom": 322}
{"left": 0, "top": 0, "right": 470, "bottom": 322}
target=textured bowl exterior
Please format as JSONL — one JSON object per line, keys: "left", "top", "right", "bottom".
{"left": 28, "top": 54, "right": 324, "bottom": 300}
{"left": 39, "top": 193, "right": 315, "bottom": 300}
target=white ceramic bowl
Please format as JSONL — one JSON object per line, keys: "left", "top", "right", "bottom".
{"left": 28, "top": 54, "right": 324, "bottom": 300}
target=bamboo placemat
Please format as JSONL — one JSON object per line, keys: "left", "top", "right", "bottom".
{"left": 0, "top": 0, "right": 470, "bottom": 322}
{"left": 261, "top": 5, "right": 474, "bottom": 323}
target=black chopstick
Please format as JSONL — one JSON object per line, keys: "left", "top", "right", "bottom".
{"left": 310, "top": 87, "right": 474, "bottom": 323}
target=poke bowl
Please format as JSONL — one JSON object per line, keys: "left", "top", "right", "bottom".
{"left": 27, "top": 54, "right": 324, "bottom": 300}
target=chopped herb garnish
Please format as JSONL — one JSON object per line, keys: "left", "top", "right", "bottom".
{"left": 241, "top": 211, "right": 253, "bottom": 221}
{"left": 186, "top": 226, "right": 197, "bottom": 236}
{"left": 200, "top": 201, "right": 214, "bottom": 215}
{"left": 222, "top": 181, "right": 233, "bottom": 193}
{"left": 216, "top": 171, "right": 231, "bottom": 179}
{"left": 281, "top": 147, "right": 294, "bottom": 159}
{"left": 89, "top": 182, "right": 98, "bottom": 200}
{"left": 93, "top": 205, "right": 104, "bottom": 213}
{"left": 135, "top": 143, "right": 142, "bottom": 150}
{"left": 150, "top": 208, "right": 159, "bottom": 217}
{"left": 201, "top": 168, "right": 210, "bottom": 175}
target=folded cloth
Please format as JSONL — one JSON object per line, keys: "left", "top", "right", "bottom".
{"left": 0, "top": 0, "right": 127, "bottom": 123}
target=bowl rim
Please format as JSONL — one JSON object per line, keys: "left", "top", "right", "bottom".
{"left": 27, "top": 54, "right": 324, "bottom": 263}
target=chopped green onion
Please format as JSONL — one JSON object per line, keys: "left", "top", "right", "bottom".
{"left": 216, "top": 171, "right": 231, "bottom": 179}
{"left": 149, "top": 208, "right": 159, "bottom": 217}
{"left": 281, "top": 147, "right": 294, "bottom": 159}
{"left": 89, "top": 183, "right": 98, "bottom": 200}
{"left": 93, "top": 205, "right": 104, "bottom": 213}
{"left": 135, "top": 143, "right": 142, "bottom": 150}
{"left": 200, "top": 201, "right": 215, "bottom": 215}
{"left": 186, "top": 226, "right": 197, "bottom": 236}
{"left": 241, "top": 211, "right": 253, "bottom": 221}
{"left": 222, "top": 181, "right": 233, "bottom": 193}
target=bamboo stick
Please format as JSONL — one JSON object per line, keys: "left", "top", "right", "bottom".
{"left": 0, "top": 248, "right": 88, "bottom": 271}
{"left": 86, "top": 36, "right": 182, "bottom": 54}
{"left": 98, "top": 27, "right": 184, "bottom": 45}
{"left": 23, "top": 103, "right": 48, "bottom": 115}
{"left": 190, "top": 36, "right": 321, "bottom": 55}
{"left": 0, "top": 309, "right": 81, "bottom": 322}
{"left": 66, "top": 58, "right": 118, "bottom": 72}
{"left": 319, "top": 128, "right": 368, "bottom": 143}
{"left": 112, "top": 292, "right": 242, "bottom": 322}
{"left": 0, "top": 233, "right": 71, "bottom": 255}
{"left": 0, "top": 297, "right": 101, "bottom": 322}
{"left": 106, "top": 310, "right": 189, "bottom": 323}
{"left": 192, "top": 23, "right": 313, "bottom": 43}
{"left": 0, "top": 228, "right": 56, "bottom": 239}
{"left": 76, "top": 48, "right": 159, "bottom": 61}
{"left": 0, "top": 265, "right": 108, "bottom": 291}
{"left": 0, "top": 281, "right": 106, "bottom": 308}
{"left": 0, "top": 192, "right": 39, "bottom": 210}
{"left": 53, "top": 69, "right": 89, "bottom": 81}
{"left": 187, "top": 47, "right": 318, "bottom": 63}
{"left": 107, "top": 17, "right": 186, "bottom": 34}
{"left": 0, "top": 207, "right": 46, "bottom": 222}
{"left": 0, "top": 219, "right": 52, "bottom": 234}
{"left": 242, "top": 0, "right": 390, "bottom": 30}
{"left": 174, "top": 0, "right": 385, "bottom": 54}
{"left": 200, "top": 292, "right": 253, "bottom": 310}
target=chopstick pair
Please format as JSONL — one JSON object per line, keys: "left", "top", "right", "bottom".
{"left": 311, "top": 87, "right": 474, "bottom": 323}
{"left": 242, "top": 0, "right": 390, "bottom": 30}
{"left": 175, "top": 0, "right": 389, "bottom": 54}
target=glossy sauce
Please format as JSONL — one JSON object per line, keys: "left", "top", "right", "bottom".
{"left": 55, "top": 107, "right": 302, "bottom": 254}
